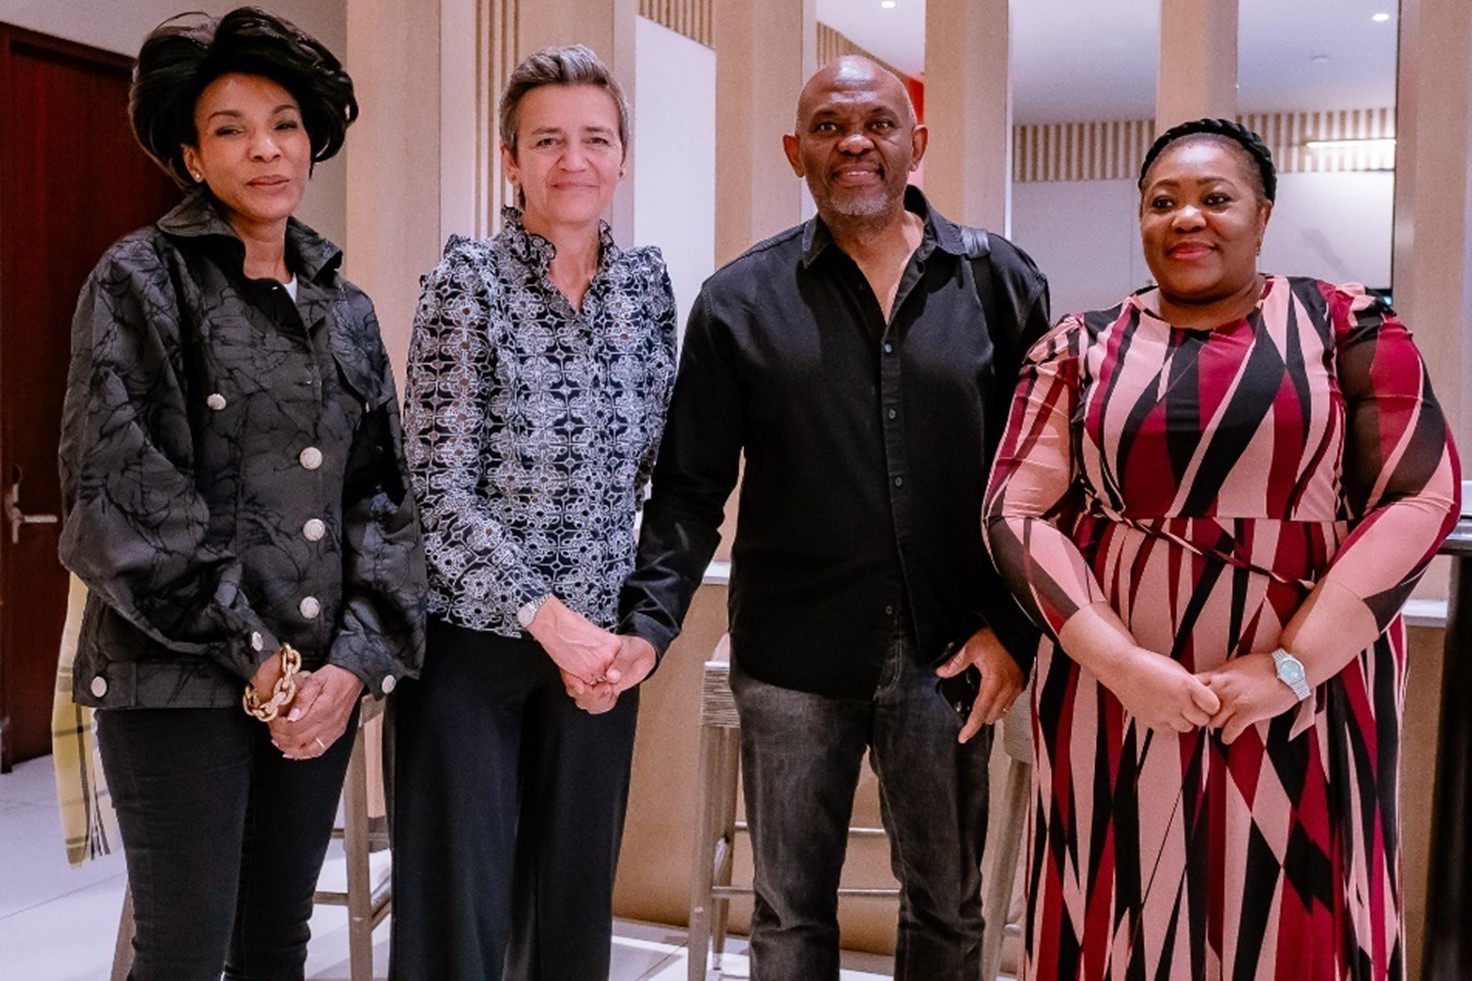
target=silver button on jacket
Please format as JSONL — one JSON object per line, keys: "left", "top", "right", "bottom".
{"left": 57, "top": 192, "right": 427, "bottom": 709}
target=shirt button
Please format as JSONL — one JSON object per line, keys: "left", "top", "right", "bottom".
{"left": 299, "top": 596, "right": 321, "bottom": 619}
{"left": 299, "top": 446, "right": 323, "bottom": 470}
{"left": 883, "top": 343, "right": 894, "bottom": 354}
{"left": 884, "top": 604, "right": 895, "bottom": 616}
{"left": 206, "top": 393, "right": 227, "bottom": 411}
{"left": 887, "top": 408, "right": 897, "bottom": 420}
{"left": 381, "top": 675, "right": 397, "bottom": 695}
{"left": 90, "top": 675, "right": 108, "bottom": 698}
{"left": 302, "top": 518, "right": 326, "bottom": 542}
{"left": 894, "top": 476, "right": 904, "bottom": 487}
{"left": 250, "top": 631, "right": 264, "bottom": 652}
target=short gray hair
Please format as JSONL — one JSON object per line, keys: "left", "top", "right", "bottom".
{"left": 499, "top": 44, "right": 630, "bottom": 160}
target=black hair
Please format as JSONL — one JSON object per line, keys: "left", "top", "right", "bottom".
{"left": 1138, "top": 117, "right": 1277, "bottom": 203}
{"left": 130, "top": 7, "right": 357, "bottom": 187}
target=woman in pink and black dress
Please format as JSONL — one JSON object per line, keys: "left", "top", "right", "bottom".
{"left": 984, "top": 118, "right": 1459, "bottom": 980}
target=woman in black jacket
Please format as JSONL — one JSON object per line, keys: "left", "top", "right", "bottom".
{"left": 57, "top": 8, "right": 425, "bottom": 978}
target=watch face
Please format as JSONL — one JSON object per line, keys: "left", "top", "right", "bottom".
{"left": 516, "top": 600, "right": 540, "bottom": 628}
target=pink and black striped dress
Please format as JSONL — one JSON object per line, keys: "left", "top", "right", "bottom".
{"left": 984, "top": 276, "right": 1459, "bottom": 980}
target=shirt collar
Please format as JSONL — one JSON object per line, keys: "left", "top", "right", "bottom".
{"left": 799, "top": 185, "right": 963, "bottom": 268}
{"left": 498, "top": 205, "right": 621, "bottom": 276}
{"left": 156, "top": 191, "right": 343, "bottom": 281}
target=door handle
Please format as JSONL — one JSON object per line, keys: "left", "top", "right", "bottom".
{"left": 6, "top": 477, "right": 58, "bottom": 545}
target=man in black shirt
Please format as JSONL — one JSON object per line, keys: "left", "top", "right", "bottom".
{"left": 601, "top": 56, "right": 1049, "bottom": 978}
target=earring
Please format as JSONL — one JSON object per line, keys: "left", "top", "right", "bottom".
{"left": 190, "top": 171, "right": 203, "bottom": 182}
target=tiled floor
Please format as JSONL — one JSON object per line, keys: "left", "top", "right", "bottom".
{"left": 0, "top": 756, "right": 894, "bottom": 980}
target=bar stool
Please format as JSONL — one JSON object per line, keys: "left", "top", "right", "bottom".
{"left": 110, "top": 695, "right": 388, "bottom": 981}
{"left": 686, "top": 637, "right": 899, "bottom": 981}
{"left": 312, "top": 694, "right": 392, "bottom": 981}
{"left": 980, "top": 700, "right": 1032, "bottom": 981}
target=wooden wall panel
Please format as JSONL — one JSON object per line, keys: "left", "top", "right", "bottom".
{"left": 1014, "top": 108, "right": 1397, "bottom": 183}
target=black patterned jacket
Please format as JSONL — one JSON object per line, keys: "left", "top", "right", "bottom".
{"left": 58, "top": 193, "right": 426, "bottom": 709}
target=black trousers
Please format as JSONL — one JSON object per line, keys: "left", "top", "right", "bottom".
{"left": 97, "top": 704, "right": 357, "bottom": 980}
{"left": 389, "top": 617, "right": 639, "bottom": 980}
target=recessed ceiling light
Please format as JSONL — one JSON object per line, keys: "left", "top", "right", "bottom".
{"left": 881, "top": 0, "right": 897, "bottom": 7}
{"left": 1372, "top": 12, "right": 1391, "bottom": 21}
{"left": 1310, "top": 54, "right": 1330, "bottom": 64}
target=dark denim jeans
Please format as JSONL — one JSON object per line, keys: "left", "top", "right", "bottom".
{"left": 97, "top": 704, "right": 356, "bottom": 981}
{"left": 729, "top": 626, "right": 993, "bottom": 981}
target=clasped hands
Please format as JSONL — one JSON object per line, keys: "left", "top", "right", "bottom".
{"left": 248, "top": 655, "right": 364, "bottom": 761}
{"left": 526, "top": 595, "right": 656, "bottom": 715}
{"left": 1101, "top": 647, "right": 1302, "bottom": 744}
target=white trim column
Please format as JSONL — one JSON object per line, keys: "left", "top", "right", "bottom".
{"left": 346, "top": 0, "right": 487, "bottom": 382}
{"left": 1394, "top": 0, "right": 1472, "bottom": 450}
{"left": 1391, "top": 3, "right": 1472, "bottom": 976}
{"left": 924, "top": 0, "right": 1012, "bottom": 232}
{"left": 1155, "top": 0, "right": 1237, "bottom": 131}
{"left": 713, "top": 0, "right": 815, "bottom": 265}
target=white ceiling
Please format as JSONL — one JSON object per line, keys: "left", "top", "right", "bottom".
{"left": 816, "top": 0, "right": 1400, "bottom": 124}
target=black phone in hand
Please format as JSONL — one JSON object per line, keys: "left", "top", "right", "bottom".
{"left": 936, "top": 664, "right": 982, "bottom": 722}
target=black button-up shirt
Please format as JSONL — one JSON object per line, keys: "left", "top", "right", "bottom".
{"left": 621, "top": 188, "right": 1050, "bottom": 698}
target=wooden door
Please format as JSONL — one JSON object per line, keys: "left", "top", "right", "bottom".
{"left": 0, "top": 26, "right": 179, "bottom": 768}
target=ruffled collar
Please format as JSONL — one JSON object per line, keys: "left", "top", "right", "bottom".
{"left": 498, "top": 206, "right": 620, "bottom": 276}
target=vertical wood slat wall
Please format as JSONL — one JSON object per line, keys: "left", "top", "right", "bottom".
{"left": 639, "top": 0, "right": 713, "bottom": 47}
{"left": 637, "top": 0, "right": 910, "bottom": 96}
{"left": 816, "top": 23, "right": 914, "bottom": 86}
{"left": 1014, "top": 107, "right": 1396, "bottom": 183}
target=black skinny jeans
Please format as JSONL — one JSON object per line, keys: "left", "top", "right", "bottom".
{"left": 97, "top": 704, "right": 357, "bottom": 980}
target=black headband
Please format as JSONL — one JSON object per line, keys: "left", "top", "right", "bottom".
{"left": 1138, "top": 117, "right": 1277, "bottom": 202}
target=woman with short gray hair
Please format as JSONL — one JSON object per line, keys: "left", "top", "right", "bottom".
{"left": 391, "top": 44, "right": 676, "bottom": 979}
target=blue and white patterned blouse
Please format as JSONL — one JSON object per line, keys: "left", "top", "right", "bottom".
{"left": 403, "top": 208, "right": 677, "bottom": 635}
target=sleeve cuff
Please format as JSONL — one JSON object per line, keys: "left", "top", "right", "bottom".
{"left": 620, "top": 612, "right": 678, "bottom": 663}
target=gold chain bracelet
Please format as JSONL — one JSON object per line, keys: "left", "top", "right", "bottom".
{"left": 242, "top": 645, "right": 303, "bottom": 722}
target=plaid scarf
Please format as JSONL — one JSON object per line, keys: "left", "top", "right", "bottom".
{"left": 51, "top": 574, "right": 120, "bottom": 866}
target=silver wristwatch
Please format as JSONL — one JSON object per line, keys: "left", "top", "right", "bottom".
{"left": 516, "top": 594, "right": 550, "bottom": 629}
{"left": 1271, "top": 647, "right": 1311, "bottom": 702}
